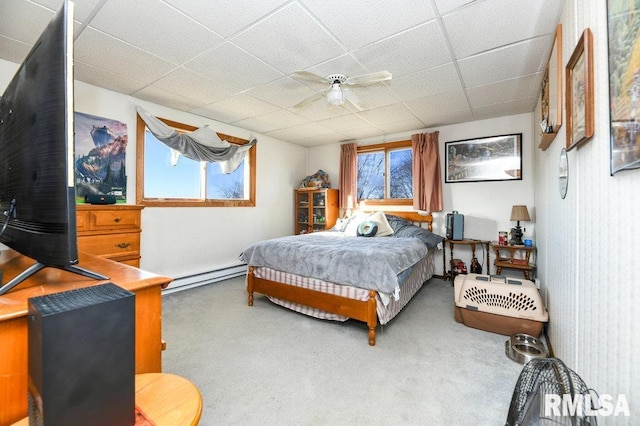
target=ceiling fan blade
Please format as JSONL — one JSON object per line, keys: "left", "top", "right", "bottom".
{"left": 343, "top": 89, "right": 365, "bottom": 111}
{"left": 345, "top": 70, "right": 392, "bottom": 86}
{"left": 293, "top": 90, "right": 327, "bottom": 109}
{"left": 291, "top": 70, "right": 328, "bottom": 84}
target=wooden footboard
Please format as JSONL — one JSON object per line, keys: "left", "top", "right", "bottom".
{"left": 247, "top": 266, "right": 378, "bottom": 346}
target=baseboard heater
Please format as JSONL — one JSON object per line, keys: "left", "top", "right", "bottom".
{"left": 163, "top": 263, "right": 248, "bottom": 294}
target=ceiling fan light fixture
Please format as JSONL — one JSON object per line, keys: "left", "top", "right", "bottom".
{"left": 326, "top": 83, "right": 343, "bottom": 106}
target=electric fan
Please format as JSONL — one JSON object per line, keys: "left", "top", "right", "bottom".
{"left": 506, "top": 357, "right": 598, "bottom": 425}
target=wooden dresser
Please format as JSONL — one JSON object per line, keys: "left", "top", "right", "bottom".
{"left": 76, "top": 204, "right": 143, "bottom": 267}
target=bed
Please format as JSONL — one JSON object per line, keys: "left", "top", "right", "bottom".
{"left": 241, "top": 211, "right": 443, "bottom": 346}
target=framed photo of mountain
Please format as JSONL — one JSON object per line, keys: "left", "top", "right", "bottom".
{"left": 74, "top": 112, "right": 128, "bottom": 203}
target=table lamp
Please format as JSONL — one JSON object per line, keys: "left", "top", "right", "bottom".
{"left": 509, "top": 205, "right": 530, "bottom": 245}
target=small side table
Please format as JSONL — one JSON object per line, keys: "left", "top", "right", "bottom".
{"left": 12, "top": 373, "right": 202, "bottom": 426}
{"left": 492, "top": 242, "right": 536, "bottom": 280}
{"left": 443, "top": 239, "right": 491, "bottom": 282}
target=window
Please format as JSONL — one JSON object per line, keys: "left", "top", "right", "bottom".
{"left": 357, "top": 140, "right": 413, "bottom": 205}
{"left": 136, "top": 114, "right": 256, "bottom": 207}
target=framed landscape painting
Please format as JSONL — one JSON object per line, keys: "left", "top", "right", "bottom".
{"left": 607, "top": 0, "right": 640, "bottom": 174}
{"left": 445, "top": 134, "right": 522, "bottom": 183}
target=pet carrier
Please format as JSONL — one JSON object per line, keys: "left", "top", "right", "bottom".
{"left": 506, "top": 357, "right": 598, "bottom": 425}
{"left": 454, "top": 273, "right": 548, "bottom": 336}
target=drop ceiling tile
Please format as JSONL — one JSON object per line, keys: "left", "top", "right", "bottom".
{"left": 353, "top": 21, "right": 451, "bottom": 79}
{"left": 31, "top": 0, "right": 105, "bottom": 22}
{"left": 74, "top": 61, "right": 147, "bottom": 95}
{"left": 0, "top": 0, "right": 55, "bottom": 45}
{"left": 433, "top": 0, "right": 477, "bottom": 14}
{"left": 340, "top": 126, "right": 385, "bottom": 140}
{"left": 255, "top": 109, "right": 311, "bottom": 129}
{"left": 316, "top": 114, "right": 372, "bottom": 133}
{"left": 291, "top": 99, "right": 351, "bottom": 121}
{"left": 74, "top": 28, "right": 177, "bottom": 85}
{"left": 458, "top": 36, "right": 551, "bottom": 88}
{"left": 466, "top": 72, "right": 543, "bottom": 108}
{"left": 185, "top": 42, "right": 283, "bottom": 91}
{"left": 442, "top": 0, "right": 563, "bottom": 59}
{"left": 162, "top": 0, "right": 289, "bottom": 37}
{"left": 232, "top": 3, "right": 345, "bottom": 74}
{"left": 0, "top": 36, "right": 32, "bottom": 66}
{"left": 404, "top": 88, "right": 470, "bottom": 122}
{"left": 134, "top": 85, "right": 207, "bottom": 112}
{"left": 472, "top": 96, "right": 538, "bottom": 120}
{"left": 245, "top": 77, "right": 318, "bottom": 109}
{"left": 346, "top": 84, "right": 400, "bottom": 110}
{"left": 300, "top": 0, "right": 435, "bottom": 50}
{"left": 89, "top": 0, "right": 223, "bottom": 64}
{"left": 151, "top": 68, "right": 237, "bottom": 104}
{"left": 358, "top": 103, "right": 417, "bottom": 126}
{"left": 375, "top": 117, "right": 425, "bottom": 135}
{"left": 285, "top": 122, "right": 334, "bottom": 138}
{"left": 390, "top": 62, "right": 463, "bottom": 101}
{"left": 192, "top": 94, "right": 280, "bottom": 124}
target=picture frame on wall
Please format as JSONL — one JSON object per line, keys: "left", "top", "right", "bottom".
{"left": 607, "top": 0, "right": 640, "bottom": 174}
{"left": 565, "top": 28, "right": 594, "bottom": 150}
{"left": 444, "top": 134, "right": 522, "bottom": 183}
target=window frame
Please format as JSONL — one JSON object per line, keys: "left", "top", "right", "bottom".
{"left": 357, "top": 140, "right": 412, "bottom": 206}
{"left": 135, "top": 114, "right": 256, "bottom": 207}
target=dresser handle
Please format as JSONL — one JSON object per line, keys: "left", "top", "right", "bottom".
{"left": 114, "top": 217, "right": 121, "bottom": 223}
{"left": 116, "top": 243, "right": 130, "bottom": 249}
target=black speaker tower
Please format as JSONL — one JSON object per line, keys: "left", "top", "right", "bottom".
{"left": 28, "top": 283, "right": 136, "bottom": 426}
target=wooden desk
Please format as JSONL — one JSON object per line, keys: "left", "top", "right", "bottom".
{"left": 443, "top": 239, "right": 491, "bottom": 282}
{"left": 12, "top": 373, "right": 202, "bottom": 426}
{"left": 491, "top": 242, "right": 536, "bottom": 280}
{"left": 0, "top": 250, "right": 172, "bottom": 426}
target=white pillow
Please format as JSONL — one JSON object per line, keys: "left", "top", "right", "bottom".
{"left": 368, "top": 211, "right": 394, "bottom": 237}
{"left": 343, "top": 212, "right": 370, "bottom": 236}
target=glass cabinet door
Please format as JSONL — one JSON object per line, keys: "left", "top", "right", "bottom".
{"left": 296, "top": 192, "right": 310, "bottom": 234}
{"left": 312, "top": 192, "right": 326, "bottom": 232}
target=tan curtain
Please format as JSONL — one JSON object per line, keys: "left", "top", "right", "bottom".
{"left": 412, "top": 131, "right": 443, "bottom": 212}
{"left": 339, "top": 143, "right": 357, "bottom": 209}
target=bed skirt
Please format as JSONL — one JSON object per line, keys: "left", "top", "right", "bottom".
{"left": 252, "top": 248, "right": 435, "bottom": 325}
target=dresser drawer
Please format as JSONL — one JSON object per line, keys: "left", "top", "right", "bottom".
{"left": 78, "top": 232, "right": 140, "bottom": 259}
{"left": 90, "top": 209, "right": 141, "bottom": 231}
{"left": 76, "top": 210, "right": 90, "bottom": 232}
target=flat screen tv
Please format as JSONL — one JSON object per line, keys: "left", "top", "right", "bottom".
{"left": 0, "top": 0, "right": 105, "bottom": 295}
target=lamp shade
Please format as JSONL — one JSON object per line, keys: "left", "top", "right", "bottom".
{"left": 326, "top": 83, "right": 343, "bottom": 106}
{"left": 510, "top": 205, "right": 531, "bottom": 222}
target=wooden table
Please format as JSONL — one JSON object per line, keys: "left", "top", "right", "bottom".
{"left": 0, "top": 250, "right": 172, "bottom": 426}
{"left": 443, "top": 239, "right": 491, "bottom": 282}
{"left": 12, "top": 373, "right": 202, "bottom": 426}
{"left": 491, "top": 242, "right": 536, "bottom": 280}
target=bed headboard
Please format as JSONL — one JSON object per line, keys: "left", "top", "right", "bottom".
{"left": 382, "top": 211, "right": 433, "bottom": 231}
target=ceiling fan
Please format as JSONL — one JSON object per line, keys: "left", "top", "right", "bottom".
{"left": 291, "top": 70, "right": 392, "bottom": 111}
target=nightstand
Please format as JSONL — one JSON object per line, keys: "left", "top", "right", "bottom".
{"left": 492, "top": 242, "right": 536, "bottom": 280}
{"left": 443, "top": 239, "right": 490, "bottom": 282}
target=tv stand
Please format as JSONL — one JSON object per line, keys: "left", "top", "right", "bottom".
{"left": 0, "top": 261, "right": 108, "bottom": 296}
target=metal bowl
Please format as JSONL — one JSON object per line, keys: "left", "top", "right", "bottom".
{"left": 505, "top": 333, "right": 548, "bottom": 364}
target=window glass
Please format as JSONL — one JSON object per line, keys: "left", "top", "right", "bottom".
{"left": 136, "top": 114, "right": 255, "bottom": 207}
{"left": 356, "top": 141, "right": 412, "bottom": 203}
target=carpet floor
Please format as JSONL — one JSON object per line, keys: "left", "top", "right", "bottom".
{"left": 161, "top": 277, "right": 525, "bottom": 425}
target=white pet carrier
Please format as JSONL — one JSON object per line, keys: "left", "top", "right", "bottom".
{"left": 454, "top": 273, "right": 548, "bottom": 336}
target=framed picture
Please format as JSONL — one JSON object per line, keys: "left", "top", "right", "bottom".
{"left": 607, "top": 0, "right": 640, "bottom": 174}
{"left": 445, "top": 134, "right": 522, "bottom": 183}
{"left": 565, "top": 28, "right": 594, "bottom": 150}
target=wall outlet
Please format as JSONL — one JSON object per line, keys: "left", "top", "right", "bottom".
{"left": 535, "top": 278, "right": 541, "bottom": 289}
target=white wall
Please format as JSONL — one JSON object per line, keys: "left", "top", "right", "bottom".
{"left": 307, "top": 112, "right": 536, "bottom": 276}
{"left": 0, "top": 58, "right": 307, "bottom": 280}
{"left": 534, "top": 0, "right": 638, "bottom": 422}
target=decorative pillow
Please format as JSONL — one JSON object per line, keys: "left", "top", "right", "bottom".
{"left": 368, "top": 211, "right": 394, "bottom": 237}
{"left": 356, "top": 220, "right": 378, "bottom": 237}
{"left": 343, "top": 212, "right": 370, "bottom": 236}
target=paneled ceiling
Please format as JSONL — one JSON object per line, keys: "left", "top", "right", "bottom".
{"left": 0, "top": 0, "right": 564, "bottom": 147}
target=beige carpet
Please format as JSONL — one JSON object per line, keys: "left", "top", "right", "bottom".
{"left": 161, "top": 277, "right": 525, "bottom": 425}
